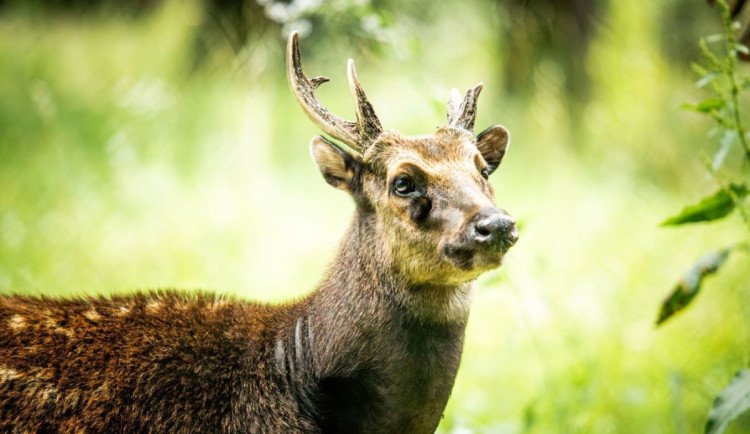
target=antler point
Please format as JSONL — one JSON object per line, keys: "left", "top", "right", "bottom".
{"left": 310, "top": 76, "right": 330, "bottom": 88}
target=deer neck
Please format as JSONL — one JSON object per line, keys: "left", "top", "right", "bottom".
{"left": 304, "top": 210, "right": 472, "bottom": 377}
{"left": 320, "top": 210, "right": 473, "bottom": 324}
{"left": 288, "top": 210, "right": 470, "bottom": 432}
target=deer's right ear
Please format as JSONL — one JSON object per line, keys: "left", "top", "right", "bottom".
{"left": 310, "top": 136, "right": 362, "bottom": 194}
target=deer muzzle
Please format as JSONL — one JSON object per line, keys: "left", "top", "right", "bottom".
{"left": 467, "top": 207, "right": 518, "bottom": 248}
{"left": 441, "top": 206, "right": 518, "bottom": 272}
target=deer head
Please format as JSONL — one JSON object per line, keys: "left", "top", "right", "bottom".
{"left": 288, "top": 32, "right": 517, "bottom": 285}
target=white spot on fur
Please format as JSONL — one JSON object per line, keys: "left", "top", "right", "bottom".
{"left": 211, "top": 299, "right": 229, "bottom": 310}
{"left": 44, "top": 317, "right": 74, "bottom": 338}
{"left": 40, "top": 386, "right": 57, "bottom": 403}
{"left": 83, "top": 309, "right": 101, "bottom": 321}
{"left": 117, "top": 306, "right": 130, "bottom": 316}
{"left": 8, "top": 314, "right": 25, "bottom": 331}
{"left": 59, "top": 328, "right": 74, "bottom": 338}
{"left": 25, "top": 383, "right": 58, "bottom": 403}
{"left": 146, "top": 300, "right": 162, "bottom": 313}
{"left": 0, "top": 367, "right": 20, "bottom": 382}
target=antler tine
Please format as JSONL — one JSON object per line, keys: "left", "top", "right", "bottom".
{"left": 446, "top": 88, "right": 463, "bottom": 123}
{"left": 446, "top": 83, "right": 483, "bottom": 132}
{"left": 287, "top": 31, "right": 363, "bottom": 152}
{"left": 347, "top": 59, "right": 382, "bottom": 144}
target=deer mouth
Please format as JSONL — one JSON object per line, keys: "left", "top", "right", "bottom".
{"left": 440, "top": 206, "right": 518, "bottom": 273}
{"left": 442, "top": 245, "right": 477, "bottom": 270}
{"left": 442, "top": 232, "right": 516, "bottom": 272}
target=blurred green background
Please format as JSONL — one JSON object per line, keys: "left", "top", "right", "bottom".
{"left": 1, "top": 0, "right": 749, "bottom": 432}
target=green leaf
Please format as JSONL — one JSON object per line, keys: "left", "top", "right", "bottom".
{"left": 705, "top": 370, "right": 750, "bottom": 434}
{"left": 736, "top": 44, "right": 750, "bottom": 55}
{"left": 699, "top": 39, "right": 723, "bottom": 70}
{"left": 693, "top": 63, "right": 709, "bottom": 77}
{"left": 661, "top": 184, "right": 748, "bottom": 226}
{"left": 697, "top": 98, "right": 726, "bottom": 111}
{"left": 683, "top": 98, "right": 726, "bottom": 112}
{"left": 697, "top": 72, "right": 719, "bottom": 88}
{"left": 704, "top": 34, "right": 725, "bottom": 43}
{"left": 656, "top": 248, "right": 731, "bottom": 325}
{"left": 713, "top": 130, "right": 737, "bottom": 171}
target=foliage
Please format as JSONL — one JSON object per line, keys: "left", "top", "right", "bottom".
{"left": 661, "top": 184, "right": 747, "bottom": 225}
{"left": 658, "top": 1, "right": 750, "bottom": 432}
{"left": 659, "top": 0, "right": 750, "bottom": 324}
{"left": 706, "top": 370, "right": 750, "bottom": 434}
{"left": 655, "top": 248, "right": 731, "bottom": 325}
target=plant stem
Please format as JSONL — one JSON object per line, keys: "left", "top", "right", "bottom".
{"left": 728, "top": 77, "right": 750, "bottom": 159}
{"left": 701, "top": 151, "right": 750, "bottom": 234}
{"left": 716, "top": 0, "right": 750, "bottom": 236}
{"left": 721, "top": 0, "right": 750, "bottom": 160}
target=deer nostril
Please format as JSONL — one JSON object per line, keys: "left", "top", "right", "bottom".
{"left": 475, "top": 224, "right": 492, "bottom": 238}
{"left": 472, "top": 217, "right": 500, "bottom": 242}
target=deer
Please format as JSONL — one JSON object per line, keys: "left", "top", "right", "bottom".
{"left": 0, "top": 31, "right": 518, "bottom": 433}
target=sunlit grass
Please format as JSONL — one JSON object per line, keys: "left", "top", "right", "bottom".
{"left": 1, "top": 1, "right": 749, "bottom": 433}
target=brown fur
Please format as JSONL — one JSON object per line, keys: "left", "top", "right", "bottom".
{"left": 0, "top": 213, "right": 473, "bottom": 433}
{"left": 0, "top": 34, "right": 517, "bottom": 433}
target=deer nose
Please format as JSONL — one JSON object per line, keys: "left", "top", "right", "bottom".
{"left": 469, "top": 207, "right": 518, "bottom": 246}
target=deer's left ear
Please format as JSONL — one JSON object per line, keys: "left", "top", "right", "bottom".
{"left": 476, "top": 125, "right": 509, "bottom": 175}
{"left": 309, "top": 135, "right": 362, "bottom": 194}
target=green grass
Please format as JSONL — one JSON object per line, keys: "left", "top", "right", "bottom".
{"left": 1, "top": 1, "right": 749, "bottom": 433}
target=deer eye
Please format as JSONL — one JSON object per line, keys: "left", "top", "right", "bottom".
{"left": 393, "top": 176, "right": 416, "bottom": 197}
{"left": 480, "top": 167, "right": 490, "bottom": 179}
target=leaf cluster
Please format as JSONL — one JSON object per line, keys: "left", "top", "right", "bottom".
{"left": 656, "top": 1, "right": 750, "bottom": 432}
{"left": 659, "top": 0, "right": 750, "bottom": 327}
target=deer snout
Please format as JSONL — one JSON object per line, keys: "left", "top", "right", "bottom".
{"left": 468, "top": 207, "right": 518, "bottom": 247}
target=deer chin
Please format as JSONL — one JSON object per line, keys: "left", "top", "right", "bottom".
{"left": 441, "top": 238, "right": 514, "bottom": 280}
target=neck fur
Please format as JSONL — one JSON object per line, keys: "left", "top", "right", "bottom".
{"left": 316, "top": 210, "right": 472, "bottom": 325}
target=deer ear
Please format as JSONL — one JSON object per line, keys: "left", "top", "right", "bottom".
{"left": 310, "top": 136, "right": 362, "bottom": 193}
{"left": 476, "top": 125, "right": 509, "bottom": 175}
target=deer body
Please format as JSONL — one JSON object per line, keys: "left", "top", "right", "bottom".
{"left": 0, "top": 32, "right": 517, "bottom": 433}
{"left": 1, "top": 213, "right": 464, "bottom": 433}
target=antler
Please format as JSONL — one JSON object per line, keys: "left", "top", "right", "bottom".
{"left": 446, "top": 83, "right": 483, "bottom": 132}
{"left": 286, "top": 31, "right": 382, "bottom": 153}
